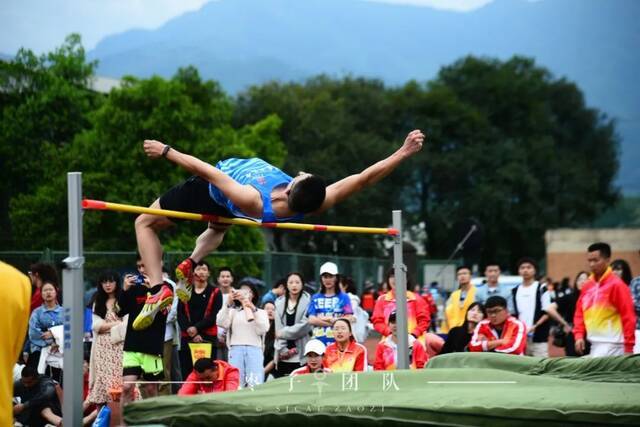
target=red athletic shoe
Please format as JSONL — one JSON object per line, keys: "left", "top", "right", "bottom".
{"left": 175, "top": 258, "right": 194, "bottom": 302}
{"left": 132, "top": 284, "right": 173, "bottom": 330}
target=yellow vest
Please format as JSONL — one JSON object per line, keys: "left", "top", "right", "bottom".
{"left": 442, "top": 285, "right": 476, "bottom": 333}
{"left": 0, "top": 261, "right": 31, "bottom": 427}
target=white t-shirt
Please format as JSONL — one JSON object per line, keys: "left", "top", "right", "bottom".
{"left": 515, "top": 281, "right": 550, "bottom": 328}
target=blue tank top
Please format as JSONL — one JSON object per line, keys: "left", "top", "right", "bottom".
{"left": 208, "top": 158, "right": 305, "bottom": 223}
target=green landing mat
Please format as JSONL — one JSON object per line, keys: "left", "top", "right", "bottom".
{"left": 125, "top": 354, "right": 640, "bottom": 426}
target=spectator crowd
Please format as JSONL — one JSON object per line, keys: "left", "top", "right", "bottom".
{"left": 8, "top": 241, "right": 639, "bottom": 426}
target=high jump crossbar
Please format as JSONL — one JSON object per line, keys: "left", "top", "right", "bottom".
{"left": 82, "top": 199, "right": 399, "bottom": 236}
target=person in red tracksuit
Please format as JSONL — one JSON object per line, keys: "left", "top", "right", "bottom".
{"left": 469, "top": 296, "right": 526, "bottom": 355}
{"left": 178, "top": 358, "right": 239, "bottom": 395}
{"left": 374, "top": 312, "right": 427, "bottom": 370}
{"left": 290, "top": 340, "right": 332, "bottom": 376}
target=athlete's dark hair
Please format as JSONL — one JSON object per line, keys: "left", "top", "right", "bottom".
{"left": 288, "top": 175, "right": 326, "bottom": 214}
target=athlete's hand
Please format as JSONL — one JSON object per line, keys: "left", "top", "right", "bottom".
{"left": 401, "top": 129, "right": 425, "bottom": 157}
{"left": 143, "top": 139, "right": 167, "bottom": 159}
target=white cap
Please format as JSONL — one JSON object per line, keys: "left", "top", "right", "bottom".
{"left": 304, "top": 339, "right": 326, "bottom": 356}
{"left": 319, "top": 261, "right": 338, "bottom": 276}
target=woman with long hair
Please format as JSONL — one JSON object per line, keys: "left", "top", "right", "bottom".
{"left": 87, "top": 271, "right": 124, "bottom": 407}
{"left": 611, "top": 259, "right": 633, "bottom": 286}
{"left": 273, "top": 272, "right": 312, "bottom": 377}
{"left": 440, "top": 302, "right": 486, "bottom": 354}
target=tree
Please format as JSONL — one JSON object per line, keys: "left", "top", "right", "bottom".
{"left": 0, "top": 34, "right": 101, "bottom": 248}
{"left": 396, "top": 56, "right": 619, "bottom": 268}
{"left": 9, "top": 64, "right": 285, "bottom": 253}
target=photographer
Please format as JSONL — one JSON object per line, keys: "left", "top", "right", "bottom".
{"left": 216, "top": 282, "right": 269, "bottom": 388}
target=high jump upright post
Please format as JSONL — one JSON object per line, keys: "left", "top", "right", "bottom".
{"left": 63, "top": 172, "right": 84, "bottom": 426}
{"left": 392, "top": 210, "right": 409, "bottom": 369}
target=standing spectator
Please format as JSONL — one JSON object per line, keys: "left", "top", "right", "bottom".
{"left": 262, "top": 301, "right": 277, "bottom": 380}
{"left": 469, "top": 296, "right": 527, "bottom": 355}
{"left": 261, "top": 278, "right": 286, "bottom": 306}
{"left": 361, "top": 286, "right": 377, "bottom": 316}
{"left": 27, "top": 263, "right": 58, "bottom": 313}
{"left": 372, "top": 268, "right": 430, "bottom": 343}
{"left": 178, "top": 262, "right": 223, "bottom": 379}
{"left": 511, "top": 258, "right": 552, "bottom": 357}
{"left": 340, "top": 276, "right": 370, "bottom": 343}
{"left": 87, "top": 271, "right": 124, "bottom": 408}
{"left": 565, "top": 271, "right": 590, "bottom": 356}
{"left": 441, "top": 302, "right": 486, "bottom": 354}
{"left": 28, "top": 283, "right": 63, "bottom": 378}
{"left": 374, "top": 312, "right": 427, "bottom": 370}
{"left": 178, "top": 357, "right": 239, "bottom": 395}
{"left": 611, "top": 259, "right": 633, "bottom": 286}
{"left": 291, "top": 340, "right": 332, "bottom": 376}
{"left": 630, "top": 271, "right": 640, "bottom": 354}
{"left": 13, "top": 366, "right": 63, "bottom": 427}
{"left": 475, "top": 263, "right": 513, "bottom": 312}
{"left": 215, "top": 266, "right": 235, "bottom": 362}
{"left": 274, "top": 273, "right": 312, "bottom": 377}
{"left": 0, "top": 261, "right": 30, "bottom": 427}
{"left": 420, "top": 284, "right": 438, "bottom": 332}
{"left": 574, "top": 243, "right": 636, "bottom": 356}
{"left": 442, "top": 266, "right": 476, "bottom": 333}
{"left": 217, "top": 282, "right": 269, "bottom": 388}
{"left": 118, "top": 270, "right": 169, "bottom": 405}
{"left": 160, "top": 270, "right": 181, "bottom": 395}
{"left": 323, "top": 319, "right": 367, "bottom": 372}
{"left": 307, "top": 262, "right": 354, "bottom": 346}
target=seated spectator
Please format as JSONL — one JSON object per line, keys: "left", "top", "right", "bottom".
{"left": 261, "top": 278, "right": 286, "bottom": 306}
{"left": 178, "top": 357, "right": 239, "bottom": 395}
{"left": 13, "top": 366, "right": 62, "bottom": 427}
{"left": 469, "top": 296, "right": 526, "bottom": 355}
{"left": 217, "top": 282, "right": 269, "bottom": 388}
{"left": 374, "top": 312, "right": 427, "bottom": 370}
{"left": 323, "top": 319, "right": 367, "bottom": 372}
{"left": 441, "top": 302, "right": 486, "bottom": 354}
{"left": 291, "top": 340, "right": 331, "bottom": 376}
{"left": 28, "top": 282, "right": 63, "bottom": 381}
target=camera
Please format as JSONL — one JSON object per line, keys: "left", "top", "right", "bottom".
{"left": 134, "top": 274, "right": 146, "bottom": 286}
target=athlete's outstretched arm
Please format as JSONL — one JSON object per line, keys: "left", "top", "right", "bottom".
{"left": 314, "top": 129, "right": 425, "bottom": 214}
{"left": 143, "top": 140, "right": 261, "bottom": 216}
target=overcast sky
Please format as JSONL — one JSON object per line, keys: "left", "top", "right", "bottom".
{"left": 0, "top": 0, "right": 494, "bottom": 54}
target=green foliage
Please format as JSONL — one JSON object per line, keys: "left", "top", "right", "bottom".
{"left": 0, "top": 34, "right": 101, "bottom": 246}
{"left": 235, "top": 58, "right": 620, "bottom": 268}
{"left": 6, "top": 39, "right": 283, "bottom": 253}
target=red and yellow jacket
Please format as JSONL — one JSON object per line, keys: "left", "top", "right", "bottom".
{"left": 468, "top": 316, "right": 527, "bottom": 355}
{"left": 573, "top": 267, "right": 637, "bottom": 353}
{"left": 323, "top": 340, "right": 368, "bottom": 372}
{"left": 290, "top": 366, "right": 332, "bottom": 376}
{"left": 373, "top": 334, "right": 428, "bottom": 370}
{"left": 178, "top": 360, "right": 239, "bottom": 395}
{"left": 371, "top": 291, "right": 430, "bottom": 338}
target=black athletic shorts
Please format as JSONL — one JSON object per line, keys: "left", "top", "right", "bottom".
{"left": 158, "top": 176, "right": 232, "bottom": 220}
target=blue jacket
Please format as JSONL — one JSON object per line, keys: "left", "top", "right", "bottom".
{"left": 28, "top": 304, "right": 63, "bottom": 352}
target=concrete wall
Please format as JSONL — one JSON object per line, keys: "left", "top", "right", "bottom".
{"left": 545, "top": 229, "right": 640, "bottom": 282}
